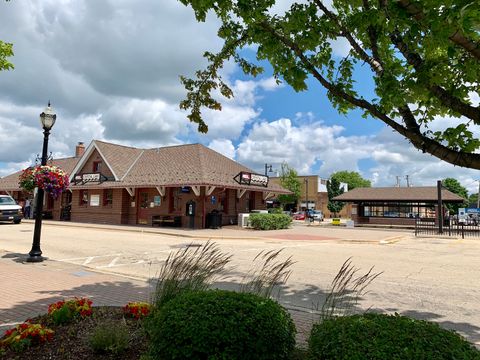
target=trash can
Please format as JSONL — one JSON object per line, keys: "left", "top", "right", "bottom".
{"left": 208, "top": 210, "right": 222, "bottom": 229}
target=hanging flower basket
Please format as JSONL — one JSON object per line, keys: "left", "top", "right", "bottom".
{"left": 18, "top": 166, "right": 36, "bottom": 192}
{"left": 19, "top": 165, "right": 70, "bottom": 199}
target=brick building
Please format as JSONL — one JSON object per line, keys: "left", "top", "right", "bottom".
{"left": 333, "top": 186, "right": 464, "bottom": 226}
{"left": 0, "top": 140, "right": 289, "bottom": 228}
{"left": 270, "top": 175, "right": 351, "bottom": 218}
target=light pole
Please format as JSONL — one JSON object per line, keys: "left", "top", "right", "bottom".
{"left": 27, "top": 102, "right": 56, "bottom": 263}
{"left": 264, "top": 163, "right": 273, "bottom": 176}
{"left": 304, "top": 178, "right": 309, "bottom": 221}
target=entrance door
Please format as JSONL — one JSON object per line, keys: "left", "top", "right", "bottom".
{"left": 137, "top": 189, "right": 150, "bottom": 224}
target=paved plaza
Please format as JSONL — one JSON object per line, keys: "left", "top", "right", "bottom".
{"left": 0, "top": 220, "right": 479, "bottom": 347}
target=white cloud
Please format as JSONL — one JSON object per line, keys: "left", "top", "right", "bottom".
{"left": 208, "top": 139, "right": 236, "bottom": 160}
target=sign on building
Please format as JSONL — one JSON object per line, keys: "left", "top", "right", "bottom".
{"left": 233, "top": 171, "right": 269, "bottom": 187}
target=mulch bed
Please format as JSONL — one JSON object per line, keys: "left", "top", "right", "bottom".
{"left": 0, "top": 306, "right": 149, "bottom": 359}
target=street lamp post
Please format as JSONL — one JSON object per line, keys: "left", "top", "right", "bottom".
{"left": 264, "top": 163, "right": 273, "bottom": 176}
{"left": 304, "top": 178, "right": 309, "bottom": 221}
{"left": 27, "top": 103, "right": 56, "bottom": 263}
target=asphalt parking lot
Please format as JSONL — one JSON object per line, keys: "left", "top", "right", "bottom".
{"left": 1, "top": 220, "right": 479, "bottom": 346}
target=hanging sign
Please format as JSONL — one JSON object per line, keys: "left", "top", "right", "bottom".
{"left": 73, "top": 172, "right": 108, "bottom": 184}
{"left": 234, "top": 171, "right": 269, "bottom": 187}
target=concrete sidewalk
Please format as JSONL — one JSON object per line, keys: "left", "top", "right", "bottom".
{"left": 0, "top": 252, "right": 316, "bottom": 346}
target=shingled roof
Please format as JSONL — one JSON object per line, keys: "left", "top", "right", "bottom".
{"left": 333, "top": 187, "right": 465, "bottom": 203}
{"left": 70, "top": 141, "right": 289, "bottom": 194}
{"left": 0, "top": 157, "right": 79, "bottom": 191}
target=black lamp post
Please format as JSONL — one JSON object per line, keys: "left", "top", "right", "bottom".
{"left": 264, "top": 163, "right": 273, "bottom": 176}
{"left": 27, "top": 102, "right": 56, "bottom": 263}
{"left": 304, "top": 178, "right": 309, "bottom": 221}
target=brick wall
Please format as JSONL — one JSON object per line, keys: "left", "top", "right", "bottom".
{"left": 71, "top": 188, "right": 124, "bottom": 224}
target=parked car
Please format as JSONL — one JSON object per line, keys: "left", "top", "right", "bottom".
{"left": 310, "top": 210, "right": 324, "bottom": 221}
{"left": 0, "top": 195, "right": 23, "bottom": 224}
{"left": 292, "top": 211, "right": 306, "bottom": 220}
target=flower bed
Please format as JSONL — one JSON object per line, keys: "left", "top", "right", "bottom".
{"left": 123, "top": 302, "right": 151, "bottom": 319}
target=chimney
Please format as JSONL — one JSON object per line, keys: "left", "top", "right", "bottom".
{"left": 75, "top": 142, "right": 85, "bottom": 157}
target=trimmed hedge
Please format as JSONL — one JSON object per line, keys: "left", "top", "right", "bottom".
{"left": 249, "top": 213, "right": 292, "bottom": 230}
{"left": 147, "top": 290, "right": 296, "bottom": 359}
{"left": 308, "top": 313, "right": 480, "bottom": 360}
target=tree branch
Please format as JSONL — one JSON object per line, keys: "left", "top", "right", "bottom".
{"left": 362, "top": 0, "right": 384, "bottom": 68}
{"left": 395, "top": 0, "right": 480, "bottom": 61}
{"left": 313, "top": 0, "right": 384, "bottom": 75}
{"left": 390, "top": 31, "right": 480, "bottom": 124}
{"left": 259, "top": 20, "right": 480, "bottom": 169}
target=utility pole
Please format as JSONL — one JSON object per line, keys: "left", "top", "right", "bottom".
{"left": 437, "top": 180, "right": 443, "bottom": 234}
{"left": 477, "top": 180, "right": 480, "bottom": 209}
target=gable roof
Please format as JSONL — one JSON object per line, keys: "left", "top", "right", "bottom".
{"left": 70, "top": 141, "right": 289, "bottom": 194}
{"left": 333, "top": 187, "right": 465, "bottom": 203}
{"left": 0, "top": 157, "right": 79, "bottom": 191}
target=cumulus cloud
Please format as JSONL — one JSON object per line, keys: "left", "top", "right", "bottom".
{"left": 208, "top": 139, "right": 236, "bottom": 160}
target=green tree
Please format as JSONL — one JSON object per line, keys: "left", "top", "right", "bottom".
{"left": 468, "top": 193, "right": 478, "bottom": 208}
{"left": 1, "top": 2, "right": 14, "bottom": 71}
{"left": 276, "top": 162, "right": 301, "bottom": 209}
{"left": 331, "top": 171, "right": 371, "bottom": 191}
{"left": 327, "top": 178, "right": 345, "bottom": 217}
{"left": 442, "top": 178, "right": 468, "bottom": 214}
{"left": 179, "top": 0, "right": 480, "bottom": 169}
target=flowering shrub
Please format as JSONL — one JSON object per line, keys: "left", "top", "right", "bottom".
{"left": 48, "top": 297, "right": 93, "bottom": 319}
{"left": 0, "top": 321, "right": 54, "bottom": 351}
{"left": 124, "top": 302, "right": 151, "bottom": 319}
{"left": 19, "top": 165, "right": 69, "bottom": 199}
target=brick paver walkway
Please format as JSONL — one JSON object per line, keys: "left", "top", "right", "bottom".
{"left": 0, "top": 252, "right": 316, "bottom": 346}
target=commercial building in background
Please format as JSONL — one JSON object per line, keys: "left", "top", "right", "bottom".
{"left": 333, "top": 187, "right": 464, "bottom": 226}
{"left": 0, "top": 141, "right": 289, "bottom": 228}
{"left": 269, "top": 175, "right": 351, "bottom": 218}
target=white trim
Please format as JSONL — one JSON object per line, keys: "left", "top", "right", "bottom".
{"left": 125, "top": 188, "right": 134, "bottom": 197}
{"left": 68, "top": 140, "right": 119, "bottom": 182}
{"left": 205, "top": 186, "right": 215, "bottom": 196}
{"left": 121, "top": 150, "right": 144, "bottom": 180}
{"left": 237, "top": 189, "right": 247, "bottom": 199}
{"left": 191, "top": 185, "right": 201, "bottom": 196}
{"left": 156, "top": 186, "right": 165, "bottom": 197}
{"left": 95, "top": 143, "right": 119, "bottom": 181}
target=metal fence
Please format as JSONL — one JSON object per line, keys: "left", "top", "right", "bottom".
{"left": 415, "top": 217, "right": 480, "bottom": 238}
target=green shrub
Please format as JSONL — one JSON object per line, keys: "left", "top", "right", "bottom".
{"left": 147, "top": 289, "right": 296, "bottom": 360}
{"left": 308, "top": 313, "right": 480, "bottom": 360}
{"left": 152, "top": 241, "right": 231, "bottom": 309}
{"left": 51, "top": 305, "right": 74, "bottom": 325}
{"left": 89, "top": 322, "right": 129, "bottom": 354}
{"left": 249, "top": 213, "right": 292, "bottom": 230}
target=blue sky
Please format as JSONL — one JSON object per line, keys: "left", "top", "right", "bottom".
{"left": 0, "top": 0, "right": 478, "bottom": 194}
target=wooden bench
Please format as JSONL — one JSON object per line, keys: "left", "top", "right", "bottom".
{"left": 152, "top": 215, "right": 182, "bottom": 227}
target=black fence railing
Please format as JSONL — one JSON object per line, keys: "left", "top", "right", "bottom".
{"left": 415, "top": 217, "right": 480, "bottom": 238}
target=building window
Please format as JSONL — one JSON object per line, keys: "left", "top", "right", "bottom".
{"left": 103, "top": 189, "right": 113, "bottom": 206}
{"left": 80, "top": 190, "right": 88, "bottom": 206}
{"left": 93, "top": 161, "right": 102, "bottom": 172}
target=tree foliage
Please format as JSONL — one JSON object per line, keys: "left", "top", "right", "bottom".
{"left": 442, "top": 177, "right": 468, "bottom": 213}
{"left": 179, "top": 0, "right": 480, "bottom": 169}
{"left": 331, "top": 171, "right": 371, "bottom": 190}
{"left": 277, "top": 162, "right": 301, "bottom": 207}
{"left": 1, "top": 2, "right": 14, "bottom": 71}
{"left": 327, "top": 178, "right": 345, "bottom": 216}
